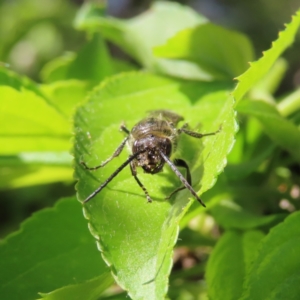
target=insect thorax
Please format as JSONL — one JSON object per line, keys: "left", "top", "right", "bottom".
{"left": 128, "top": 117, "right": 178, "bottom": 151}
{"left": 126, "top": 116, "right": 180, "bottom": 174}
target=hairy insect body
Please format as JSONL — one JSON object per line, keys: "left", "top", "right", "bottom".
{"left": 129, "top": 113, "right": 179, "bottom": 174}
{"left": 81, "top": 110, "right": 220, "bottom": 206}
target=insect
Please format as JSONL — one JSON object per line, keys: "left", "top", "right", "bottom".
{"left": 81, "top": 110, "right": 221, "bottom": 207}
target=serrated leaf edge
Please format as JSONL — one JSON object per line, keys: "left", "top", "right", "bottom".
{"left": 233, "top": 9, "right": 300, "bottom": 103}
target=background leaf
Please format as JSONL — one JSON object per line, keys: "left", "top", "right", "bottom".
{"left": 75, "top": 1, "right": 210, "bottom": 80}
{"left": 236, "top": 99, "right": 300, "bottom": 161}
{"left": 206, "top": 230, "right": 265, "bottom": 300}
{"left": 0, "top": 67, "right": 49, "bottom": 101}
{"left": 39, "top": 273, "right": 113, "bottom": 300}
{"left": 154, "top": 23, "right": 254, "bottom": 80}
{"left": 210, "top": 199, "right": 287, "bottom": 230}
{"left": 74, "top": 72, "right": 236, "bottom": 299}
{"left": 0, "top": 197, "right": 111, "bottom": 300}
{"left": 233, "top": 9, "right": 300, "bottom": 102}
{"left": 66, "top": 33, "right": 114, "bottom": 82}
{"left": 277, "top": 87, "right": 300, "bottom": 117}
{"left": 0, "top": 151, "right": 73, "bottom": 189}
{"left": 40, "top": 80, "right": 90, "bottom": 119}
{"left": 0, "top": 68, "right": 72, "bottom": 154}
{"left": 249, "top": 58, "right": 288, "bottom": 102}
{"left": 40, "top": 53, "right": 76, "bottom": 83}
{"left": 2, "top": 2, "right": 299, "bottom": 299}
{"left": 241, "top": 211, "right": 300, "bottom": 300}
{"left": 0, "top": 87, "right": 70, "bottom": 154}
{"left": 0, "top": 165, "right": 72, "bottom": 189}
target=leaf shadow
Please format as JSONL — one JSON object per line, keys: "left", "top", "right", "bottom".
{"left": 178, "top": 80, "right": 233, "bottom": 105}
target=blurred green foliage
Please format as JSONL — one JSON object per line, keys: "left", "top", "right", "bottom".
{"left": 0, "top": 0, "right": 82, "bottom": 79}
{"left": 0, "top": 0, "right": 300, "bottom": 299}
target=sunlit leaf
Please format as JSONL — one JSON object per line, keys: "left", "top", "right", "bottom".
{"left": 249, "top": 58, "right": 288, "bottom": 101}
{"left": 0, "top": 86, "right": 70, "bottom": 154}
{"left": 154, "top": 23, "right": 254, "bottom": 80}
{"left": 75, "top": 1, "right": 209, "bottom": 80}
{"left": 74, "top": 72, "right": 236, "bottom": 299}
{"left": 0, "top": 67, "right": 49, "bottom": 101}
{"left": 0, "top": 67, "right": 74, "bottom": 154}
{"left": 41, "top": 80, "right": 90, "bottom": 119}
{"left": 277, "top": 87, "right": 300, "bottom": 117}
{"left": 233, "top": 10, "right": 300, "bottom": 102}
{"left": 39, "top": 273, "right": 113, "bottom": 300}
{"left": 0, "top": 150, "right": 73, "bottom": 189}
{"left": 0, "top": 165, "right": 72, "bottom": 189}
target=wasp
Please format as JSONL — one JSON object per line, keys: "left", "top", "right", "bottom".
{"left": 81, "top": 110, "right": 220, "bottom": 207}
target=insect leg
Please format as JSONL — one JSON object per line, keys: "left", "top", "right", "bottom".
{"left": 166, "top": 159, "right": 191, "bottom": 199}
{"left": 81, "top": 136, "right": 128, "bottom": 170}
{"left": 130, "top": 162, "right": 153, "bottom": 203}
{"left": 83, "top": 151, "right": 141, "bottom": 203}
{"left": 159, "top": 150, "right": 206, "bottom": 207}
{"left": 178, "top": 123, "right": 221, "bottom": 139}
{"left": 120, "top": 123, "right": 130, "bottom": 134}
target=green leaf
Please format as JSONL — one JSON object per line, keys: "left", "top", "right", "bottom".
{"left": 66, "top": 33, "right": 114, "bottom": 81}
{"left": 249, "top": 58, "right": 288, "bottom": 101}
{"left": 177, "top": 228, "right": 216, "bottom": 248}
{"left": 111, "top": 58, "right": 139, "bottom": 74}
{"left": 40, "top": 53, "right": 76, "bottom": 83}
{"left": 0, "top": 197, "right": 110, "bottom": 300}
{"left": 76, "top": 1, "right": 209, "bottom": 80}
{"left": 154, "top": 23, "right": 254, "bottom": 80}
{"left": 40, "top": 53, "right": 137, "bottom": 84}
{"left": 233, "top": 9, "right": 300, "bottom": 103}
{"left": 0, "top": 151, "right": 72, "bottom": 166}
{"left": 41, "top": 80, "right": 91, "bottom": 119}
{"left": 0, "top": 67, "right": 50, "bottom": 102}
{"left": 206, "top": 230, "right": 265, "bottom": 300}
{"left": 225, "top": 143, "right": 275, "bottom": 179}
{"left": 277, "top": 87, "right": 300, "bottom": 117}
{"left": 0, "top": 165, "right": 72, "bottom": 189}
{"left": 241, "top": 211, "right": 300, "bottom": 300}
{"left": 74, "top": 1, "right": 106, "bottom": 29}
{"left": 0, "top": 0, "right": 76, "bottom": 59}
{"left": 0, "top": 151, "right": 73, "bottom": 189}
{"left": 236, "top": 99, "right": 300, "bottom": 161}
{"left": 39, "top": 273, "right": 113, "bottom": 300}
{"left": 210, "top": 199, "right": 287, "bottom": 230}
{"left": 0, "top": 69, "right": 71, "bottom": 154}
{"left": 74, "top": 72, "right": 236, "bottom": 299}
{"left": 40, "top": 33, "right": 114, "bottom": 84}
